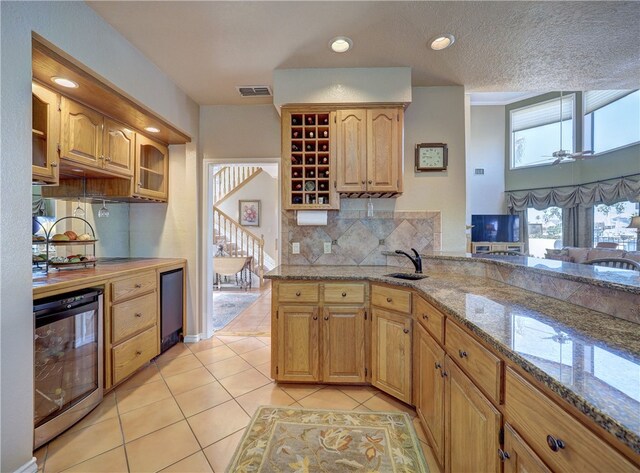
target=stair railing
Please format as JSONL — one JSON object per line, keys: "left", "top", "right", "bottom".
{"left": 213, "top": 206, "right": 264, "bottom": 286}
{"left": 213, "top": 166, "right": 261, "bottom": 204}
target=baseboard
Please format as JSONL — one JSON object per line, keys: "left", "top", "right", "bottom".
{"left": 14, "top": 457, "right": 37, "bottom": 473}
{"left": 183, "top": 334, "right": 200, "bottom": 344}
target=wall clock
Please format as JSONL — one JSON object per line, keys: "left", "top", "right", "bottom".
{"left": 415, "top": 143, "right": 448, "bottom": 172}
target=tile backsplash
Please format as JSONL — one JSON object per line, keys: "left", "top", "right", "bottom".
{"left": 281, "top": 206, "right": 441, "bottom": 266}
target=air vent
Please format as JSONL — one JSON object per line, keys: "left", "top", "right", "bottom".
{"left": 236, "top": 86, "right": 272, "bottom": 97}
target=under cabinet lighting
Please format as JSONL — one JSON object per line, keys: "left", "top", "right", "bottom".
{"left": 51, "top": 77, "right": 78, "bottom": 88}
{"left": 430, "top": 34, "right": 455, "bottom": 51}
{"left": 144, "top": 126, "right": 160, "bottom": 133}
{"left": 329, "top": 36, "right": 353, "bottom": 53}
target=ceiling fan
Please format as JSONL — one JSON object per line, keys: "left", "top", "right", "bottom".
{"left": 542, "top": 91, "right": 595, "bottom": 165}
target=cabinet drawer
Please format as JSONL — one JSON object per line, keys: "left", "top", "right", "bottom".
{"left": 112, "top": 292, "right": 157, "bottom": 344}
{"left": 112, "top": 325, "right": 158, "bottom": 385}
{"left": 324, "top": 283, "right": 365, "bottom": 304}
{"left": 445, "top": 320, "right": 502, "bottom": 403}
{"left": 111, "top": 271, "right": 156, "bottom": 302}
{"left": 505, "top": 368, "right": 637, "bottom": 473}
{"left": 414, "top": 295, "right": 445, "bottom": 344}
{"left": 371, "top": 285, "right": 411, "bottom": 314}
{"left": 278, "top": 283, "right": 319, "bottom": 303}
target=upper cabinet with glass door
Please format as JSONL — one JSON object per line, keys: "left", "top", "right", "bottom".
{"left": 134, "top": 134, "right": 168, "bottom": 201}
{"left": 32, "top": 82, "right": 60, "bottom": 185}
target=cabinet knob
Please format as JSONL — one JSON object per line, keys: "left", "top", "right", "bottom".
{"left": 368, "top": 180, "right": 372, "bottom": 184}
{"left": 295, "top": 291, "right": 301, "bottom": 296}
{"left": 498, "top": 449, "right": 511, "bottom": 461}
{"left": 361, "top": 180, "right": 365, "bottom": 185}
{"left": 135, "top": 350, "right": 142, "bottom": 356}
{"left": 135, "top": 283, "right": 142, "bottom": 288}
{"left": 386, "top": 297, "right": 392, "bottom": 303}
{"left": 341, "top": 292, "right": 347, "bottom": 297}
{"left": 458, "top": 350, "right": 468, "bottom": 358}
{"left": 324, "top": 316, "right": 329, "bottom": 321}
{"left": 403, "top": 328, "right": 409, "bottom": 334}
{"left": 441, "top": 370, "right": 448, "bottom": 377}
{"left": 546, "top": 435, "right": 565, "bottom": 452}
{"left": 422, "top": 314, "right": 428, "bottom": 320}
{"left": 138, "top": 182, "right": 143, "bottom": 187}
{"left": 50, "top": 162, "right": 58, "bottom": 168}
{"left": 434, "top": 362, "right": 441, "bottom": 370}
{"left": 99, "top": 155, "right": 104, "bottom": 160}
{"left": 105, "top": 156, "right": 112, "bottom": 162}
{"left": 313, "top": 316, "right": 318, "bottom": 320}
{"left": 134, "top": 312, "right": 142, "bottom": 318}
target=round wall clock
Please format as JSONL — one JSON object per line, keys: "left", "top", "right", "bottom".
{"left": 415, "top": 143, "right": 448, "bottom": 172}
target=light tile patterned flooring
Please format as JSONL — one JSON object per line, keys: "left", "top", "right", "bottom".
{"left": 215, "top": 284, "right": 272, "bottom": 336}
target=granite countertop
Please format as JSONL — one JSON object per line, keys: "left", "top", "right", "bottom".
{"left": 384, "top": 251, "right": 640, "bottom": 294}
{"left": 33, "top": 257, "right": 186, "bottom": 296}
{"left": 265, "top": 264, "right": 640, "bottom": 454}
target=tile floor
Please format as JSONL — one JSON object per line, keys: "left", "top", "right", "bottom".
{"left": 215, "top": 283, "right": 272, "bottom": 336}
{"left": 34, "top": 335, "right": 440, "bottom": 472}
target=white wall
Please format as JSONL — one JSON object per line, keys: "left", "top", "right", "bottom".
{"left": 0, "top": 3, "right": 198, "bottom": 470}
{"left": 466, "top": 106, "right": 507, "bottom": 216}
{"left": 218, "top": 170, "right": 280, "bottom": 266}
{"left": 396, "top": 86, "right": 467, "bottom": 251}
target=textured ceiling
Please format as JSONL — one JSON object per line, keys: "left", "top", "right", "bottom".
{"left": 87, "top": 1, "right": 640, "bottom": 105}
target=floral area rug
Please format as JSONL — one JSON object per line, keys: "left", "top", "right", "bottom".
{"left": 212, "top": 291, "right": 260, "bottom": 331}
{"left": 226, "top": 406, "right": 429, "bottom": 472}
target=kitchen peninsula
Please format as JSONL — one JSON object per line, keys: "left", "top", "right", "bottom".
{"left": 266, "top": 257, "right": 640, "bottom": 472}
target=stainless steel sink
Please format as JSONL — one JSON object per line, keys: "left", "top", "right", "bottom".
{"left": 384, "top": 272, "right": 428, "bottom": 280}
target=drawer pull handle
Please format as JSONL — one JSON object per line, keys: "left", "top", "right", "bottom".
{"left": 546, "top": 435, "right": 565, "bottom": 452}
{"left": 403, "top": 328, "right": 409, "bottom": 334}
{"left": 313, "top": 316, "right": 318, "bottom": 320}
{"left": 498, "top": 449, "right": 510, "bottom": 461}
{"left": 368, "top": 180, "right": 372, "bottom": 184}
{"left": 135, "top": 283, "right": 142, "bottom": 288}
{"left": 296, "top": 291, "right": 301, "bottom": 296}
{"left": 441, "top": 370, "right": 448, "bottom": 378}
{"left": 135, "top": 350, "right": 142, "bottom": 356}
{"left": 134, "top": 312, "right": 142, "bottom": 318}
{"left": 386, "top": 297, "right": 392, "bottom": 303}
{"left": 422, "top": 314, "right": 428, "bottom": 320}
{"left": 342, "top": 292, "right": 347, "bottom": 297}
{"left": 434, "top": 362, "right": 441, "bottom": 370}
{"left": 458, "top": 350, "right": 468, "bottom": 358}
{"left": 324, "top": 316, "right": 329, "bottom": 321}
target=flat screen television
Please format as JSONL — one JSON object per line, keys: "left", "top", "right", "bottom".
{"left": 471, "top": 214, "right": 520, "bottom": 242}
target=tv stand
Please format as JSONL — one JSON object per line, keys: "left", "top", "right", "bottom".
{"left": 472, "top": 242, "right": 525, "bottom": 254}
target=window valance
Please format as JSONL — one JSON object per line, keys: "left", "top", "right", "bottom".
{"left": 506, "top": 174, "right": 640, "bottom": 212}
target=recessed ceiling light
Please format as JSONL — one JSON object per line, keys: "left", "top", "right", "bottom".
{"left": 430, "top": 34, "right": 455, "bottom": 51}
{"left": 144, "top": 126, "right": 160, "bottom": 133}
{"left": 329, "top": 36, "right": 353, "bottom": 53}
{"left": 72, "top": 168, "right": 83, "bottom": 172}
{"left": 51, "top": 76, "right": 78, "bottom": 88}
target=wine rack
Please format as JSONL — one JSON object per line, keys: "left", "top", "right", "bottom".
{"left": 284, "top": 110, "right": 337, "bottom": 209}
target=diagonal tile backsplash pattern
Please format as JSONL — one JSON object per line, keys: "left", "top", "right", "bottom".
{"left": 281, "top": 209, "right": 441, "bottom": 266}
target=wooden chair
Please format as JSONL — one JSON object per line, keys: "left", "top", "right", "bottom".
{"left": 595, "top": 242, "right": 619, "bottom": 249}
{"left": 485, "top": 250, "right": 525, "bottom": 256}
{"left": 584, "top": 258, "right": 640, "bottom": 271}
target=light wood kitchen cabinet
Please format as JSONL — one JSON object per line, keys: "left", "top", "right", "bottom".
{"left": 134, "top": 134, "right": 169, "bottom": 201}
{"left": 61, "top": 97, "right": 104, "bottom": 168}
{"left": 371, "top": 307, "right": 412, "bottom": 403}
{"left": 414, "top": 322, "right": 445, "bottom": 468}
{"left": 505, "top": 368, "right": 637, "bottom": 473}
{"left": 32, "top": 82, "right": 60, "bottom": 184}
{"left": 445, "top": 355, "right": 502, "bottom": 473}
{"left": 102, "top": 118, "right": 134, "bottom": 176}
{"left": 322, "top": 306, "right": 366, "bottom": 383}
{"left": 336, "top": 107, "right": 403, "bottom": 194}
{"left": 501, "top": 423, "right": 552, "bottom": 473}
{"left": 275, "top": 305, "right": 320, "bottom": 382}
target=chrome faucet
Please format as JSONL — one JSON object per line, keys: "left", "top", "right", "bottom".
{"left": 395, "top": 248, "right": 423, "bottom": 274}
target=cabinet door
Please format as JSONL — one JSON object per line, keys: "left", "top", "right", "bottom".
{"left": 336, "top": 109, "right": 367, "bottom": 192}
{"left": 322, "top": 306, "right": 366, "bottom": 383}
{"left": 367, "top": 108, "right": 401, "bottom": 193}
{"left": 102, "top": 118, "right": 134, "bottom": 176}
{"left": 276, "top": 305, "right": 320, "bottom": 382}
{"left": 61, "top": 97, "right": 103, "bottom": 168}
{"left": 32, "top": 83, "right": 60, "bottom": 183}
{"left": 371, "top": 308, "right": 412, "bottom": 403}
{"left": 414, "top": 324, "right": 445, "bottom": 468}
{"left": 502, "top": 423, "right": 552, "bottom": 473}
{"left": 445, "top": 356, "right": 501, "bottom": 473}
{"left": 135, "top": 134, "right": 168, "bottom": 200}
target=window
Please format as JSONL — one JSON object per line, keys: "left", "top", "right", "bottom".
{"left": 593, "top": 201, "right": 639, "bottom": 251}
{"left": 527, "top": 207, "right": 563, "bottom": 258}
{"left": 584, "top": 90, "right": 640, "bottom": 154}
{"left": 510, "top": 94, "right": 574, "bottom": 169}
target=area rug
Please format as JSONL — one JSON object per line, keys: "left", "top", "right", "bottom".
{"left": 212, "top": 292, "right": 260, "bottom": 331}
{"left": 226, "top": 406, "right": 429, "bottom": 472}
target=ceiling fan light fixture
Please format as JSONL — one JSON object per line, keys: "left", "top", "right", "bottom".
{"left": 330, "top": 36, "right": 353, "bottom": 53}
{"left": 430, "top": 34, "right": 455, "bottom": 51}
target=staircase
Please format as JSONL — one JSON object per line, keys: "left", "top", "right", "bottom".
{"left": 213, "top": 166, "right": 268, "bottom": 287}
